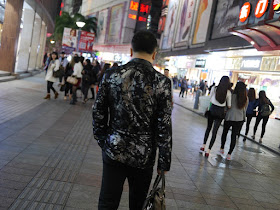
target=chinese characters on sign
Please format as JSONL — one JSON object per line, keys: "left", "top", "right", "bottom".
{"left": 273, "top": 0, "right": 280, "bottom": 13}
{"left": 255, "top": 0, "right": 269, "bottom": 18}
{"left": 78, "top": 31, "right": 95, "bottom": 52}
{"left": 239, "top": 2, "right": 251, "bottom": 22}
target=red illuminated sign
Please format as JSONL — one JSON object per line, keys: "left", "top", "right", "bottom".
{"left": 255, "top": 0, "right": 269, "bottom": 18}
{"left": 138, "top": 16, "right": 147, "bottom": 22}
{"left": 61, "top": 2, "right": 64, "bottom": 8}
{"left": 128, "top": 14, "right": 137, "bottom": 20}
{"left": 239, "top": 2, "right": 251, "bottom": 22}
{"left": 130, "top": 1, "right": 139, "bottom": 11}
{"left": 140, "top": 4, "right": 150, "bottom": 13}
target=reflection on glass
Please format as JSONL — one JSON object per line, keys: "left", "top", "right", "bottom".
{"left": 0, "top": 0, "right": 6, "bottom": 46}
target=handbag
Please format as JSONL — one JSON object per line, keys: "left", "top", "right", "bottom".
{"left": 53, "top": 66, "right": 65, "bottom": 78}
{"left": 66, "top": 76, "right": 78, "bottom": 85}
{"left": 204, "top": 102, "right": 212, "bottom": 118}
{"left": 142, "top": 172, "right": 166, "bottom": 210}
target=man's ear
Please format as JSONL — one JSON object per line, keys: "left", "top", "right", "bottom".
{"left": 130, "top": 48, "right": 133, "bottom": 57}
{"left": 152, "top": 51, "right": 157, "bottom": 60}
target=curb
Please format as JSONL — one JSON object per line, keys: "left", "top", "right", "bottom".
{"left": 174, "top": 102, "right": 280, "bottom": 156}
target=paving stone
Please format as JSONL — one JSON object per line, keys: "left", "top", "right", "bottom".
{"left": 74, "top": 173, "right": 102, "bottom": 188}
{"left": 205, "top": 198, "right": 238, "bottom": 209}
{"left": 0, "top": 187, "right": 22, "bottom": 198}
{"left": 173, "top": 193, "right": 206, "bottom": 204}
{"left": 0, "top": 196, "right": 14, "bottom": 207}
{"left": 0, "top": 179, "right": 27, "bottom": 190}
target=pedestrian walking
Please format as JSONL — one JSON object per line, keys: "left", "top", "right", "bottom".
{"left": 81, "top": 59, "right": 94, "bottom": 104}
{"left": 91, "top": 60, "right": 101, "bottom": 99}
{"left": 64, "top": 58, "right": 74, "bottom": 100}
{"left": 44, "top": 52, "right": 60, "bottom": 100}
{"left": 243, "top": 88, "right": 257, "bottom": 142}
{"left": 70, "top": 56, "right": 83, "bottom": 105}
{"left": 58, "top": 52, "right": 68, "bottom": 86}
{"left": 92, "top": 30, "right": 172, "bottom": 210}
{"left": 200, "top": 76, "right": 232, "bottom": 157}
{"left": 252, "top": 90, "right": 274, "bottom": 143}
{"left": 220, "top": 82, "right": 248, "bottom": 160}
{"left": 179, "top": 76, "right": 187, "bottom": 98}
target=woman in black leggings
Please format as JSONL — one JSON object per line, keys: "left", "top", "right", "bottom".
{"left": 252, "top": 91, "right": 274, "bottom": 143}
{"left": 243, "top": 88, "right": 257, "bottom": 142}
{"left": 44, "top": 52, "right": 59, "bottom": 100}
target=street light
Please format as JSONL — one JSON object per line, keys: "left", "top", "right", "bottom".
{"left": 76, "top": 21, "right": 85, "bottom": 28}
{"left": 50, "top": 40, "right": 55, "bottom": 44}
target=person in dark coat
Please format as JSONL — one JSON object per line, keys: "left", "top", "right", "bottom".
{"left": 81, "top": 59, "right": 94, "bottom": 103}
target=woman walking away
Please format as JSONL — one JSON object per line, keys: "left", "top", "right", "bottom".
{"left": 179, "top": 76, "right": 187, "bottom": 98}
{"left": 44, "top": 52, "right": 60, "bottom": 99}
{"left": 243, "top": 88, "right": 257, "bottom": 142}
{"left": 220, "top": 82, "right": 248, "bottom": 160}
{"left": 64, "top": 57, "right": 74, "bottom": 100}
{"left": 70, "top": 56, "right": 83, "bottom": 105}
{"left": 252, "top": 91, "right": 274, "bottom": 143}
{"left": 200, "top": 76, "right": 232, "bottom": 157}
{"left": 81, "top": 59, "right": 93, "bottom": 104}
{"left": 91, "top": 60, "right": 101, "bottom": 99}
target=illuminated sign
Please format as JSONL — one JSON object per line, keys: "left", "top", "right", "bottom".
{"left": 128, "top": 14, "right": 137, "bottom": 20}
{"left": 130, "top": 1, "right": 139, "bottom": 11}
{"left": 273, "top": 0, "right": 280, "bottom": 13}
{"left": 140, "top": 4, "right": 150, "bottom": 13}
{"left": 195, "top": 59, "right": 206, "bottom": 68}
{"left": 138, "top": 16, "right": 147, "bottom": 22}
{"left": 255, "top": 0, "right": 269, "bottom": 18}
{"left": 239, "top": 2, "right": 251, "bottom": 22}
{"left": 241, "top": 57, "right": 262, "bottom": 70}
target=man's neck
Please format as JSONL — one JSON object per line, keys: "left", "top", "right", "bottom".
{"left": 132, "top": 53, "right": 153, "bottom": 64}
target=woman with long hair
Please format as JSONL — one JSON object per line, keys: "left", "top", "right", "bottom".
{"left": 44, "top": 52, "right": 60, "bottom": 99}
{"left": 70, "top": 56, "right": 83, "bottom": 105}
{"left": 201, "top": 76, "right": 232, "bottom": 157}
{"left": 81, "top": 59, "right": 94, "bottom": 103}
{"left": 243, "top": 88, "right": 257, "bottom": 142}
{"left": 220, "top": 82, "right": 248, "bottom": 160}
{"left": 252, "top": 91, "right": 274, "bottom": 143}
{"left": 64, "top": 57, "right": 75, "bottom": 100}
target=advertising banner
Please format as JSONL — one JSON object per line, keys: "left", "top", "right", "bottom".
{"left": 78, "top": 31, "right": 95, "bottom": 52}
{"left": 161, "top": 0, "right": 180, "bottom": 49}
{"left": 211, "top": 0, "right": 240, "bottom": 39}
{"left": 192, "top": 0, "right": 213, "bottom": 45}
{"left": 62, "top": 28, "right": 78, "bottom": 50}
{"left": 97, "top": 9, "right": 109, "bottom": 44}
{"left": 107, "top": 3, "right": 126, "bottom": 44}
{"left": 174, "top": 0, "right": 196, "bottom": 47}
{"left": 241, "top": 56, "right": 262, "bottom": 70}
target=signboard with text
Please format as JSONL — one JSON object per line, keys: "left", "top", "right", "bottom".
{"left": 62, "top": 28, "right": 78, "bottom": 50}
{"left": 78, "top": 31, "right": 95, "bottom": 52}
{"left": 241, "top": 56, "right": 262, "bottom": 70}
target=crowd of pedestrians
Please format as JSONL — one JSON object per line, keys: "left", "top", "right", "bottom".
{"left": 43, "top": 51, "right": 115, "bottom": 105}
{"left": 200, "top": 76, "right": 274, "bottom": 160}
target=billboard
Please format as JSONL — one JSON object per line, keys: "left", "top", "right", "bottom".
{"left": 174, "top": 0, "right": 196, "bottom": 47}
{"left": 78, "top": 31, "right": 95, "bottom": 52}
{"left": 97, "top": 9, "right": 109, "bottom": 44}
{"left": 161, "top": 0, "right": 180, "bottom": 49}
{"left": 62, "top": 28, "right": 78, "bottom": 50}
{"left": 192, "top": 0, "right": 213, "bottom": 45}
{"left": 107, "top": 3, "right": 126, "bottom": 44}
{"left": 211, "top": 0, "right": 240, "bottom": 39}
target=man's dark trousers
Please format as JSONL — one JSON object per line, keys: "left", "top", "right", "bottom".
{"left": 98, "top": 152, "right": 153, "bottom": 210}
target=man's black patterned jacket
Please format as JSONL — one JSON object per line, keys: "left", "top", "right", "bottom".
{"left": 92, "top": 58, "right": 172, "bottom": 171}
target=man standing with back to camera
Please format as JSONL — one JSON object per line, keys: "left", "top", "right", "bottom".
{"left": 92, "top": 30, "right": 172, "bottom": 210}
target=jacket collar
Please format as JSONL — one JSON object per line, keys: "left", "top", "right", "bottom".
{"left": 130, "top": 58, "right": 154, "bottom": 68}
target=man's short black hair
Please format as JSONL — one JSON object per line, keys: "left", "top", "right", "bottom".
{"left": 132, "top": 30, "right": 157, "bottom": 54}
{"left": 164, "top": 69, "right": 169, "bottom": 71}
{"left": 61, "top": 51, "right": 65, "bottom": 54}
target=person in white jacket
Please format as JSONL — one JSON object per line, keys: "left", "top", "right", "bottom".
{"left": 70, "top": 56, "right": 83, "bottom": 105}
{"left": 44, "top": 52, "right": 60, "bottom": 99}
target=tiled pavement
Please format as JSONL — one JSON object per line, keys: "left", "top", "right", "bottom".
{"left": 0, "top": 74, "right": 280, "bottom": 209}
{"left": 173, "top": 90, "right": 280, "bottom": 155}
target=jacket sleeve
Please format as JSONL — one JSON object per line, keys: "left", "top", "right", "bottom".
{"left": 92, "top": 73, "right": 109, "bottom": 149}
{"left": 156, "top": 78, "right": 172, "bottom": 171}
{"left": 269, "top": 100, "right": 275, "bottom": 113}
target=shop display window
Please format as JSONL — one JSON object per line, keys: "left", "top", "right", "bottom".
{"left": 0, "top": 0, "right": 6, "bottom": 46}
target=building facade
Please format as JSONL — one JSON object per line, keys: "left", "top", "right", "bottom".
{"left": 0, "top": 0, "right": 61, "bottom": 73}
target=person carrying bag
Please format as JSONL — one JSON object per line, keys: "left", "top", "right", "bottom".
{"left": 142, "top": 172, "right": 166, "bottom": 210}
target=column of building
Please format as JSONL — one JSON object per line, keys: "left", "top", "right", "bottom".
{"left": 36, "top": 22, "right": 47, "bottom": 69}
